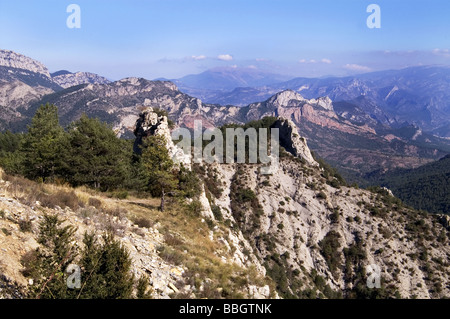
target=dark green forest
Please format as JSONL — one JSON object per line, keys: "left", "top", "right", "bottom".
{"left": 371, "top": 155, "right": 450, "bottom": 215}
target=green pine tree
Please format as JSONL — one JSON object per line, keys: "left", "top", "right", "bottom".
{"left": 140, "top": 135, "right": 178, "bottom": 211}
{"left": 0, "top": 130, "right": 24, "bottom": 174}
{"left": 30, "top": 214, "right": 78, "bottom": 299}
{"left": 78, "top": 232, "right": 134, "bottom": 299}
{"left": 65, "top": 114, "right": 130, "bottom": 190}
{"left": 21, "top": 103, "right": 67, "bottom": 182}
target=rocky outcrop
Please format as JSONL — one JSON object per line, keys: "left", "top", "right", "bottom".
{"left": 133, "top": 107, "right": 191, "bottom": 169}
{"left": 52, "top": 71, "right": 110, "bottom": 89}
{"left": 0, "top": 50, "right": 50, "bottom": 78}
{"left": 267, "top": 90, "right": 307, "bottom": 107}
{"left": 133, "top": 107, "right": 217, "bottom": 219}
{"left": 272, "top": 117, "right": 317, "bottom": 166}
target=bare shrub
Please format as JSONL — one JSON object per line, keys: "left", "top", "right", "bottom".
{"left": 164, "top": 233, "right": 183, "bottom": 247}
{"left": 134, "top": 217, "right": 153, "bottom": 228}
{"left": 38, "top": 190, "right": 80, "bottom": 210}
{"left": 20, "top": 250, "right": 39, "bottom": 278}
{"left": 55, "top": 190, "right": 80, "bottom": 210}
{"left": 19, "top": 218, "right": 32, "bottom": 232}
{"left": 157, "top": 245, "right": 184, "bottom": 265}
{"left": 105, "top": 206, "right": 128, "bottom": 218}
{"left": 88, "top": 197, "right": 103, "bottom": 209}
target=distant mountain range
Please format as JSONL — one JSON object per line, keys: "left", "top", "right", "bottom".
{"left": 0, "top": 49, "right": 110, "bottom": 125}
{"left": 1, "top": 49, "right": 450, "bottom": 184}
{"left": 174, "top": 65, "right": 450, "bottom": 138}
{"left": 171, "top": 66, "right": 292, "bottom": 91}
{"left": 51, "top": 70, "right": 110, "bottom": 88}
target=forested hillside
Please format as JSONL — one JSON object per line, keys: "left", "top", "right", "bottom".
{"left": 372, "top": 155, "right": 450, "bottom": 214}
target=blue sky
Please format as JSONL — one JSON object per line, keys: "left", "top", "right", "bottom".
{"left": 1, "top": 0, "right": 450, "bottom": 79}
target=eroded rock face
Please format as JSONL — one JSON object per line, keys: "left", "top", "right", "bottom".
{"left": 267, "top": 90, "right": 307, "bottom": 107}
{"left": 133, "top": 107, "right": 191, "bottom": 169}
{"left": 0, "top": 50, "right": 50, "bottom": 78}
{"left": 272, "top": 117, "right": 317, "bottom": 166}
{"left": 52, "top": 72, "right": 110, "bottom": 89}
{"left": 133, "top": 107, "right": 216, "bottom": 219}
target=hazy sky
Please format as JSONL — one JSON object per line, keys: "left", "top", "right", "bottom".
{"left": 1, "top": 0, "right": 450, "bottom": 80}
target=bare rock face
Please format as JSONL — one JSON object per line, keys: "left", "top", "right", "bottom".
{"left": 0, "top": 50, "right": 50, "bottom": 78}
{"left": 52, "top": 71, "right": 110, "bottom": 88}
{"left": 272, "top": 117, "right": 318, "bottom": 166}
{"left": 133, "top": 107, "right": 215, "bottom": 219}
{"left": 267, "top": 90, "right": 307, "bottom": 107}
{"left": 133, "top": 107, "right": 191, "bottom": 169}
{"left": 204, "top": 151, "right": 450, "bottom": 299}
{"left": 310, "top": 96, "right": 334, "bottom": 111}
{"left": 0, "top": 80, "right": 53, "bottom": 110}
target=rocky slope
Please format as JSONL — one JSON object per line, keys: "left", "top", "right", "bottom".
{"left": 0, "top": 50, "right": 51, "bottom": 78}
{"left": 0, "top": 50, "right": 109, "bottom": 131}
{"left": 135, "top": 108, "right": 450, "bottom": 298}
{"left": 192, "top": 118, "right": 450, "bottom": 299}
{"left": 0, "top": 166, "right": 273, "bottom": 299}
{"left": 52, "top": 71, "right": 110, "bottom": 89}
{"left": 0, "top": 50, "right": 61, "bottom": 131}
{"left": 1, "top": 108, "right": 449, "bottom": 299}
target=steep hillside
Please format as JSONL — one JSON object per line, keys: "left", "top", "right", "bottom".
{"left": 370, "top": 155, "right": 450, "bottom": 214}
{"left": 52, "top": 71, "right": 110, "bottom": 89}
{"left": 1, "top": 108, "right": 449, "bottom": 299}
{"left": 0, "top": 168, "right": 273, "bottom": 299}
{"left": 0, "top": 50, "right": 110, "bottom": 132}
{"left": 190, "top": 116, "right": 450, "bottom": 299}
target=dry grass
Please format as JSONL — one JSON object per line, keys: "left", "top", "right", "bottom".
{"left": 0, "top": 171, "right": 271, "bottom": 298}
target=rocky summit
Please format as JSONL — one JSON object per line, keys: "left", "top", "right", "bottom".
{"left": 52, "top": 71, "right": 110, "bottom": 89}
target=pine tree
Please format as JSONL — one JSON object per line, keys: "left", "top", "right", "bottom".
{"left": 27, "top": 215, "right": 136, "bottom": 299}
{"left": 140, "top": 135, "right": 178, "bottom": 211}
{"left": 177, "top": 165, "right": 202, "bottom": 198}
{"left": 30, "top": 214, "right": 78, "bottom": 299}
{"left": 21, "top": 104, "right": 67, "bottom": 182}
{"left": 78, "top": 233, "right": 134, "bottom": 299}
{"left": 65, "top": 114, "right": 130, "bottom": 190}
